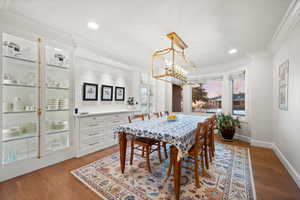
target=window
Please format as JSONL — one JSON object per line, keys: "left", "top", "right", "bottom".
{"left": 231, "top": 71, "right": 246, "bottom": 116}
{"left": 192, "top": 79, "right": 222, "bottom": 113}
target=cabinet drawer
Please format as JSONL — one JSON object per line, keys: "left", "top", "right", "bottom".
{"left": 80, "top": 116, "right": 107, "bottom": 130}
{"left": 80, "top": 135, "right": 104, "bottom": 150}
{"left": 80, "top": 128, "right": 106, "bottom": 139}
{"left": 111, "top": 113, "right": 128, "bottom": 121}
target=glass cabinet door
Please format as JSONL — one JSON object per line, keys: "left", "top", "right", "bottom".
{"left": 43, "top": 46, "right": 70, "bottom": 155}
{"left": 2, "top": 33, "right": 38, "bottom": 164}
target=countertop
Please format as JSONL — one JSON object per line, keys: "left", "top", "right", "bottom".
{"left": 74, "top": 110, "right": 140, "bottom": 118}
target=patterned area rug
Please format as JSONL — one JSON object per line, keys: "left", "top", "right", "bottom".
{"left": 71, "top": 143, "right": 256, "bottom": 200}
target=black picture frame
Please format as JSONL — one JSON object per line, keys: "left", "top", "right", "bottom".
{"left": 101, "top": 85, "right": 113, "bottom": 101}
{"left": 83, "top": 83, "right": 98, "bottom": 101}
{"left": 115, "top": 87, "right": 125, "bottom": 101}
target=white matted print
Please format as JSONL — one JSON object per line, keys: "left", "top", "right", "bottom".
{"left": 83, "top": 83, "right": 98, "bottom": 101}
{"left": 278, "top": 60, "right": 289, "bottom": 111}
{"left": 101, "top": 85, "right": 113, "bottom": 101}
{"left": 115, "top": 87, "right": 125, "bottom": 101}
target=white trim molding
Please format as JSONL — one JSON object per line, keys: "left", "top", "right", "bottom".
{"left": 273, "top": 145, "right": 300, "bottom": 188}
{"left": 269, "top": 0, "right": 300, "bottom": 53}
{"left": 234, "top": 134, "right": 251, "bottom": 143}
{"left": 250, "top": 139, "right": 275, "bottom": 149}
{"left": 250, "top": 139, "right": 300, "bottom": 188}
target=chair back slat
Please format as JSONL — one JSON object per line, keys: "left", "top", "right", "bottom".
{"left": 207, "top": 115, "right": 216, "bottom": 136}
{"left": 128, "top": 114, "right": 144, "bottom": 123}
{"left": 194, "top": 121, "right": 209, "bottom": 153}
{"left": 163, "top": 111, "right": 169, "bottom": 116}
{"left": 153, "top": 112, "right": 161, "bottom": 118}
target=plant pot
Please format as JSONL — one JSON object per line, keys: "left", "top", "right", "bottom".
{"left": 220, "top": 127, "right": 235, "bottom": 141}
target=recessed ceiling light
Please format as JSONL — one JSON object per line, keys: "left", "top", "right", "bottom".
{"left": 228, "top": 48, "right": 238, "bottom": 54}
{"left": 87, "top": 22, "right": 99, "bottom": 30}
{"left": 54, "top": 48, "right": 62, "bottom": 52}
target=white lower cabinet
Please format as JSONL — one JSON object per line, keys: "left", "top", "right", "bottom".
{"left": 75, "top": 111, "right": 134, "bottom": 157}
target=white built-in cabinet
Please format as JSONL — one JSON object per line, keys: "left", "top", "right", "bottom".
{"left": 0, "top": 32, "right": 74, "bottom": 181}
{"left": 75, "top": 111, "right": 134, "bottom": 157}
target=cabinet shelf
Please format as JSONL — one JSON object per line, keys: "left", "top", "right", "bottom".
{"left": 2, "top": 133, "right": 36, "bottom": 142}
{"left": 46, "top": 86, "right": 69, "bottom": 90}
{"left": 46, "top": 64, "right": 69, "bottom": 70}
{"left": 46, "top": 129, "right": 69, "bottom": 135}
{"left": 3, "top": 55, "right": 36, "bottom": 63}
{"left": 3, "top": 83, "right": 36, "bottom": 88}
{"left": 3, "top": 110, "right": 36, "bottom": 114}
{"left": 46, "top": 109, "right": 69, "bottom": 112}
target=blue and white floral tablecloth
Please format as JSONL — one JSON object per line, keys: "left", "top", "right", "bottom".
{"left": 113, "top": 114, "right": 209, "bottom": 158}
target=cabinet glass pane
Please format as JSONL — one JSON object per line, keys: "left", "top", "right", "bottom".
{"left": 44, "top": 46, "right": 70, "bottom": 154}
{"left": 45, "top": 132, "right": 69, "bottom": 155}
{"left": 45, "top": 111, "right": 69, "bottom": 133}
{"left": 2, "top": 137, "right": 37, "bottom": 164}
{"left": 2, "top": 113, "right": 37, "bottom": 141}
{"left": 2, "top": 33, "right": 38, "bottom": 164}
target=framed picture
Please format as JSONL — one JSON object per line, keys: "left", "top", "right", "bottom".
{"left": 115, "top": 87, "right": 125, "bottom": 101}
{"left": 83, "top": 83, "right": 98, "bottom": 101}
{"left": 101, "top": 85, "right": 113, "bottom": 101}
{"left": 278, "top": 60, "right": 289, "bottom": 111}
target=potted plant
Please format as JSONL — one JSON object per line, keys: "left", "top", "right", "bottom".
{"left": 127, "top": 97, "right": 138, "bottom": 110}
{"left": 216, "top": 113, "right": 241, "bottom": 141}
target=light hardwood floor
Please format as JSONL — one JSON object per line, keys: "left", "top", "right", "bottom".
{"left": 0, "top": 137, "right": 300, "bottom": 200}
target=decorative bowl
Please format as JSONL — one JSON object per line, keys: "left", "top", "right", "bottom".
{"left": 167, "top": 115, "right": 177, "bottom": 122}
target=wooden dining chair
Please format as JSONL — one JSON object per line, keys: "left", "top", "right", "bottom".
{"left": 128, "top": 114, "right": 162, "bottom": 172}
{"left": 163, "top": 111, "right": 169, "bottom": 116}
{"left": 166, "top": 121, "right": 208, "bottom": 188}
{"left": 148, "top": 113, "right": 168, "bottom": 159}
{"left": 209, "top": 115, "right": 216, "bottom": 156}
{"left": 202, "top": 116, "right": 217, "bottom": 170}
{"left": 153, "top": 112, "right": 161, "bottom": 118}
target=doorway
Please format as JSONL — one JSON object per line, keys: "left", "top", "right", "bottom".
{"left": 172, "top": 84, "right": 183, "bottom": 112}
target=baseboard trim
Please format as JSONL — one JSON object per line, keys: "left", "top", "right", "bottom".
{"left": 250, "top": 139, "right": 300, "bottom": 188}
{"left": 272, "top": 145, "right": 300, "bottom": 188}
{"left": 235, "top": 134, "right": 251, "bottom": 143}
{"left": 250, "top": 139, "right": 274, "bottom": 149}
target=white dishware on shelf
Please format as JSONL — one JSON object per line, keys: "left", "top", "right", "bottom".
{"left": 2, "top": 127, "right": 21, "bottom": 139}
{"left": 3, "top": 73, "right": 18, "bottom": 84}
{"left": 13, "top": 97, "right": 24, "bottom": 112}
{"left": 23, "top": 72, "right": 36, "bottom": 86}
{"left": 3, "top": 41, "right": 21, "bottom": 58}
{"left": 4, "top": 40, "right": 35, "bottom": 61}
{"left": 61, "top": 82, "right": 69, "bottom": 88}
{"left": 47, "top": 120, "right": 68, "bottom": 131}
{"left": 25, "top": 105, "right": 35, "bottom": 111}
{"left": 3, "top": 102, "right": 13, "bottom": 112}
{"left": 47, "top": 99, "right": 59, "bottom": 110}
{"left": 58, "top": 99, "right": 69, "bottom": 109}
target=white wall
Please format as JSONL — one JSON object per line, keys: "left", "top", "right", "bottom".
{"left": 183, "top": 53, "right": 274, "bottom": 143}
{"left": 74, "top": 48, "right": 137, "bottom": 113}
{"left": 272, "top": 19, "right": 300, "bottom": 186}
{"left": 182, "top": 85, "right": 192, "bottom": 113}
{"left": 247, "top": 52, "right": 274, "bottom": 145}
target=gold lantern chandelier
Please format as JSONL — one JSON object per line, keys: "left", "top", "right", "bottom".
{"left": 152, "top": 32, "right": 195, "bottom": 85}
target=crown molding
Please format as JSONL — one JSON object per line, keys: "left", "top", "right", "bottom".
{"left": 0, "top": 0, "right": 10, "bottom": 11}
{"left": 269, "top": 0, "right": 300, "bottom": 53}
{"left": 0, "top": 10, "right": 142, "bottom": 71}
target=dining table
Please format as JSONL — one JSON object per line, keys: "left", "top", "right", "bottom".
{"left": 113, "top": 114, "right": 209, "bottom": 200}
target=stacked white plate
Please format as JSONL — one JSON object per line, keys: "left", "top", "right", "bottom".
{"left": 58, "top": 99, "right": 68, "bottom": 110}
{"left": 47, "top": 99, "right": 59, "bottom": 110}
